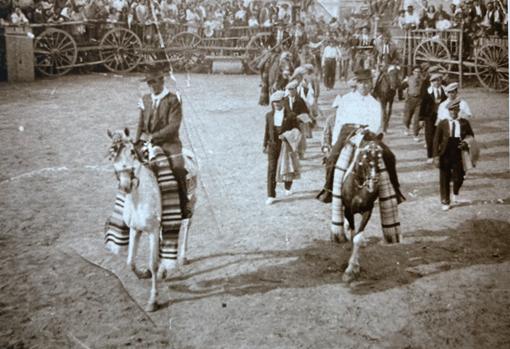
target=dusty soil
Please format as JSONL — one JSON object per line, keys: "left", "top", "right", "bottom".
{"left": 0, "top": 73, "right": 509, "bottom": 349}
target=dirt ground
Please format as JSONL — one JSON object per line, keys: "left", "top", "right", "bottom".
{"left": 0, "top": 73, "right": 509, "bottom": 349}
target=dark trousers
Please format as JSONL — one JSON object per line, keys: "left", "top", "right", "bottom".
{"left": 267, "top": 141, "right": 292, "bottom": 198}
{"left": 168, "top": 154, "right": 190, "bottom": 218}
{"left": 404, "top": 96, "right": 422, "bottom": 136}
{"left": 323, "top": 59, "right": 336, "bottom": 89}
{"left": 424, "top": 118, "right": 436, "bottom": 159}
{"left": 439, "top": 138, "right": 464, "bottom": 204}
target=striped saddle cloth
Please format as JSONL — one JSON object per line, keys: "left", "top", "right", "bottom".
{"left": 104, "top": 146, "right": 197, "bottom": 261}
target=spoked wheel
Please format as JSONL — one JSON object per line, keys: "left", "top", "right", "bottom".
{"left": 245, "top": 33, "right": 271, "bottom": 74}
{"left": 34, "top": 28, "right": 77, "bottom": 76}
{"left": 413, "top": 38, "right": 452, "bottom": 74}
{"left": 475, "top": 43, "right": 509, "bottom": 92}
{"left": 168, "top": 32, "right": 203, "bottom": 71}
{"left": 100, "top": 28, "right": 143, "bottom": 73}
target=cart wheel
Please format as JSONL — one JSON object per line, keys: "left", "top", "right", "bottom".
{"left": 167, "top": 32, "right": 203, "bottom": 71}
{"left": 100, "top": 28, "right": 142, "bottom": 73}
{"left": 245, "top": 33, "right": 271, "bottom": 74}
{"left": 475, "top": 43, "right": 508, "bottom": 92}
{"left": 413, "top": 38, "right": 452, "bottom": 74}
{"left": 33, "top": 28, "right": 77, "bottom": 77}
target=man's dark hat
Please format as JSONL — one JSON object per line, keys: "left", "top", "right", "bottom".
{"left": 141, "top": 65, "right": 167, "bottom": 82}
{"left": 354, "top": 69, "right": 372, "bottom": 81}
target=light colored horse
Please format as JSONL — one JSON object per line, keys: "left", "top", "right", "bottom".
{"left": 108, "top": 128, "right": 161, "bottom": 312}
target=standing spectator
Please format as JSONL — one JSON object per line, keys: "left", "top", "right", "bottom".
{"left": 435, "top": 12, "right": 452, "bottom": 31}
{"left": 290, "top": 21, "right": 307, "bottom": 49}
{"left": 422, "top": 5, "right": 437, "bottom": 28}
{"left": 396, "top": 9, "right": 407, "bottom": 29}
{"left": 337, "top": 38, "right": 351, "bottom": 82}
{"left": 433, "top": 98, "right": 475, "bottom": 211}
{"left": 404, "top": 5, "right": 420, "bottom": 30}
{"left": 420, "top": 73, "right": 446, "bottom": 164}
{"left": 10, "top": 6, "right": 29, "bottom": 24}
{"left": 401, "top": 65, "right": 424, "bottom": 140}
{"left": 263, "top": 91, "right": 300, "bottom": 205}
{"left": 322, "top": 38, "right": 339, "bottom": 90}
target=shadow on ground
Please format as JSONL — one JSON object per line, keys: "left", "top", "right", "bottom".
{"left": 161, "top": 219, "right": 510, "bottom": 305}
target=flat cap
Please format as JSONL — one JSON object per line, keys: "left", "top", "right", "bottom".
{"left": 270, "top": 90, "right": 285, "bottom": 103}
{"left": 430, "top": 73, "right": 443, "bottom": 81}
{"left": 445, "top": 82, "right": 459, "bottom": 92}
{"left": 286, "top": 80, "right": 299, "bottom": 89}
{"left": 447, "top": 97, "right": 461, "bottom": 110}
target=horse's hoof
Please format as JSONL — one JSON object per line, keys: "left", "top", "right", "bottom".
{"left": 146, "top": 301, "right": 158, "bottom": 312}
{"left": 331, "top": 233, "right": 347, "bottom": 244}
{"left": 135, "top": 268, "right": 152, "bottom": 279}
{"left": 157, "top": 268, "right": 167, "bottom": 280}
{"left": 342, "top": 271, "right": 355, "bottom": 283}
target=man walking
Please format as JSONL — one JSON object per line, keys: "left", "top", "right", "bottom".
{"left": 402, "top": 65, "right": 424, "bottom": 141}
{"left": 263, "top": 91, "right": 300, "bottom": 205}
{"left": 433, "top": 98, "right": 475, "bottom": 210}
{"left": 420, "top": 73, "right": 446, "bottom": 163}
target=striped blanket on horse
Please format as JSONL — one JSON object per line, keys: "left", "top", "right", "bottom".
{"left": 331, "top": 138, "right": 401, "bottom": 242}
{"left": 104, "top": 147, "right": 186, "bottom": 262}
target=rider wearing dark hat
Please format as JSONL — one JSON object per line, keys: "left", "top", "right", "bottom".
{"left": 135, "top": 65, "right": 190, "bottom": 218}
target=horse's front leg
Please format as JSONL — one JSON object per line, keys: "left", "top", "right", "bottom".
{"left": 146, "top": 231, "right": 159, "bottom": 312}
{"left": 127, "top": 228, "right": 151, "bottom": 279}
{"left": 343, "top": 209, "right": 372, "bottom": 283}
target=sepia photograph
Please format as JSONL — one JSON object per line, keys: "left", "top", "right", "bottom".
{"left": 0, "top": 0, "right": 509, "bottom": 347}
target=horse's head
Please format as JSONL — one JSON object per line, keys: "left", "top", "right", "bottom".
{"left": 353, "top": 141, "right": 383, "bottom": 194}
{"left": 386, "top": 65, "right": 401, "bottom": 90}
{"left": 107, "top": 128, "right": 140, "bottom": 193}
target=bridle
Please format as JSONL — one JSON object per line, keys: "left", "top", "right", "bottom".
{"left": 109, "top": 140, "right": 140, "bottom": 191}
{"left": 352, "top": 142, "right": 382, "bottom": 192}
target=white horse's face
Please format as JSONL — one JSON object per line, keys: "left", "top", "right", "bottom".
{"left": 112, "top": 143, "right": 138, "bottom": 193}
{"left": 108, "top": 129, "right": 138, "bottom": 193}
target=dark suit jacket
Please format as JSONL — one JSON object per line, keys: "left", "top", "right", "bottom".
{"left": 283, "top": 95, "right": 309, "bottom": 116}
{"left": 433, "top": 118, "right": 474, "bottom": 157}
{"left": 267, "top": 29, "right": 291, "bottom": 49}
{"left": 419, "top": 86, "right": 447, "bottom": 121}
{"left": 136, "top": 92, "right": 183, "bottom": 156}
{"left": 263, "top": 108, "right": 299, "bottom": 151}
{"left": 375, "top": 41, "right": 400, "bottom": 64}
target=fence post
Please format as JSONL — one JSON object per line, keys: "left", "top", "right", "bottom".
{"left": 459, "top": 27, "right": 463, "bottom": 88}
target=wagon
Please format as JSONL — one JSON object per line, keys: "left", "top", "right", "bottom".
{"left": 400, "top": 28, "right": 508, "bottom": 92}
{"left": 17, "top": 19, "right": 272, "bottom": 77}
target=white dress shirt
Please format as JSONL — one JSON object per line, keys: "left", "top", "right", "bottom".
{"left": 332, "top": 91, "right": 382, "bottom": 144}
{"left": 274, "top": 109, "right": 284, "bottom": 127}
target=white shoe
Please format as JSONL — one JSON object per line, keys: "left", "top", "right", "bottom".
{"left": 266, "top": 197, "right": 275, "bottom": 205}
{"left": 413, "top": 137, "right": 421, "bottom": 142}
{"left": 441, "top": 204, "right": 450, "bottom": 211}
{"left": 426, "top": 158, "right": 433, "bottom": 164}
{"left": 403, "top": 129, "right": 410, "bottom": 136}
{"left": 284, "top": 189, "right": 293, "bottom": 196}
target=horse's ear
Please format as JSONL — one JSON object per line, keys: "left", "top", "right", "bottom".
{"left": 124, "top": 128, "right": 130, "bottom": 137}
{"left": 107, "top": 129, "right": 113, "bottom": 139}
{"left": 376, "top": 133, "right": 384, "bottom": 142}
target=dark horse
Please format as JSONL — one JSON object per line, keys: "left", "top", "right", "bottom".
{"left": 373, "top": 66, "right": 401, "bottom": 133}
{"left": 330, "top": 131, "right": 401, "bottom": 282}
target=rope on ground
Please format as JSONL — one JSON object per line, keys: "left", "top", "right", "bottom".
{"left": 59, "top": 248, "right": 157, "bottom": 327}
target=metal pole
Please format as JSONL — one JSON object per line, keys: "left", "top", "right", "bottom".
{"left": 459, "top": 27, "right": 463, "bottom": 88}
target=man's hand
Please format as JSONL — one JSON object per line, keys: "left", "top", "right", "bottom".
{"left": 458, "top": 141, "right": 469, "bottom": 151}
{"left": 137, "top": 99, "right": 145, "bottom": 111}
